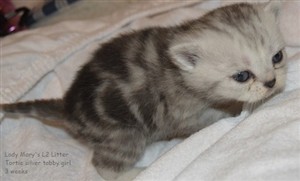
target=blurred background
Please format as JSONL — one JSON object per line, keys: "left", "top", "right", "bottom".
{"left": 12, "top": 0, "right": 144, "bottom": 28}
{"left": 1, "top": 0, "right": 150, "bottom": 37}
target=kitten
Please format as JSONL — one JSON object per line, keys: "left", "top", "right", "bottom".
{"left": 0, "top": 1, "right": 287, "bottom": 179}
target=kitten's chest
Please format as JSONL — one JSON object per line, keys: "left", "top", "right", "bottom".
{"left": 168, "top": 94, "right": 207, "bottom": 119}
{"left": 150, "top": 98, "right": 207, "bottom": 139}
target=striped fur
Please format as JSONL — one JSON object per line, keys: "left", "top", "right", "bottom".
{"left": 1, "top": 99, "right": 64, "bottom": 120}
{"left": 1, "top": 1, "right": 286, "bottom": 179}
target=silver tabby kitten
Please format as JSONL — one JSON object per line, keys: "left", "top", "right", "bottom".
{"left": 1, "top": 1, "right": 287, "bottom": 179}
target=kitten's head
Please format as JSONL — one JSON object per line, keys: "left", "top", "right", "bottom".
{"left": 170, "top": 0, "right": 287, "bottom": 103}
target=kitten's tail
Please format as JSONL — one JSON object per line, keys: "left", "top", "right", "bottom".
{"left": 0, "top": 99, "right": 65, "bottom": 121}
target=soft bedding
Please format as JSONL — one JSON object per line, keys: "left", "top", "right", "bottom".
{"left": 1, "top": 0, "right": 300, "bottom": 181}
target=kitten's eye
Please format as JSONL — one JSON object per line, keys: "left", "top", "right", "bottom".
{"left": 232, "top": 71, "right": 251, "bottom": 83}
{"left": 272, "top": 50, "right": 283, "bottom": 64}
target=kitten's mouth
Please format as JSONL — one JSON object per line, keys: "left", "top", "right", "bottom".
{"left": 252, "top": 86, "right": 282, "bottom": 103}
{"left": 245, "top": 88, "right": 277, "bottom": 103}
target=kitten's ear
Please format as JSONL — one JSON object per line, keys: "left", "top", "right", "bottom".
{"left": 169, "top": 44, "right": 201, "bottom": 71}
{"left": 264, "top": 0, "right": 282, "bottom": 18}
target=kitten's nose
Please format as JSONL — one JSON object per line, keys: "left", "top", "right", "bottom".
{"left": 264, "top": 78, "right": 276, "bottom": 88}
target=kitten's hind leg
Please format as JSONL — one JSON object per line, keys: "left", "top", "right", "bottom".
{"left": 91, "top": 128, "right": 146, "bottom": 180}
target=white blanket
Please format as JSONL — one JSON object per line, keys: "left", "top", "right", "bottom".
{"left": 1, "top": 0, "right": 300, "bottom": 181}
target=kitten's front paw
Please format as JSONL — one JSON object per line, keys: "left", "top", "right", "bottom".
{"left": 95, "top": 166, "right": 143, "bottom": 181}
{"left": 96, "top": 167, "right": 121, "bottom": 180}
{"left": 115, "top": 167, "right": 144, "bottom": 181}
